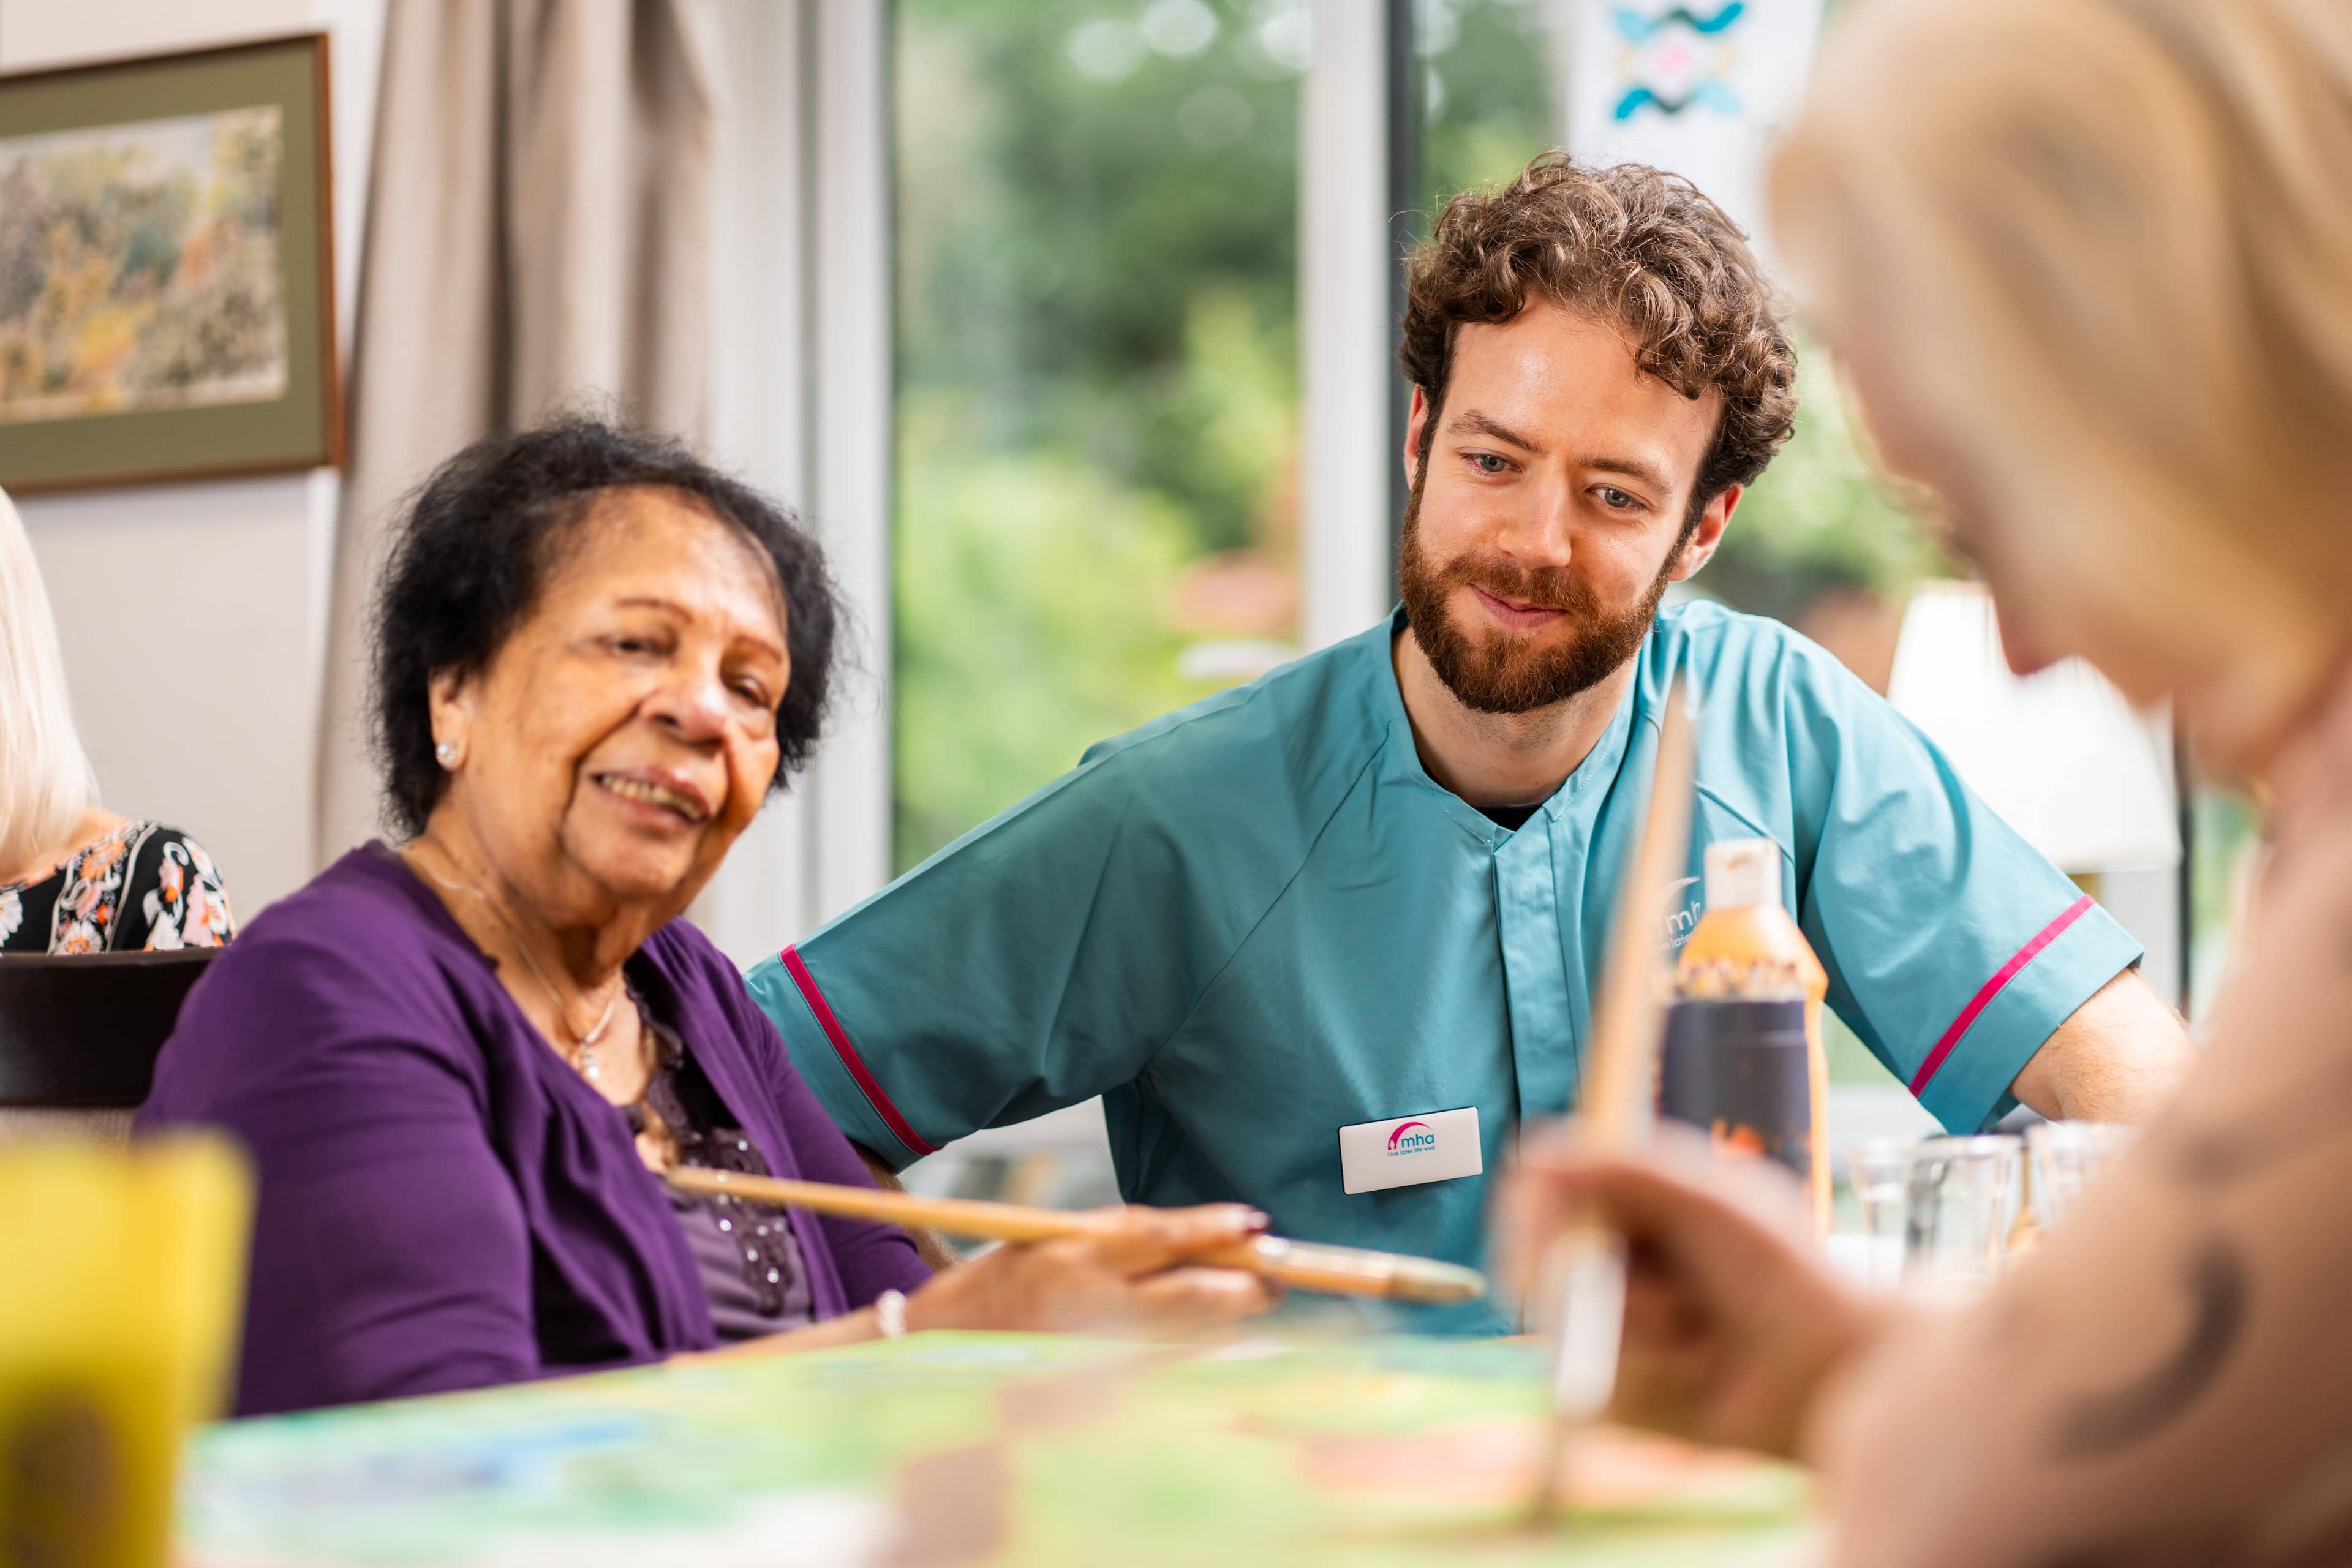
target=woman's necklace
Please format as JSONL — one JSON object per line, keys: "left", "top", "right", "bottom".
{"left": 407, "top": 844, "right": 622, "bottom": 1082}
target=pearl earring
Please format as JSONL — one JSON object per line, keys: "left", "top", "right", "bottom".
{"left": 435, "top": 741, "right": 457, "bottom": 767}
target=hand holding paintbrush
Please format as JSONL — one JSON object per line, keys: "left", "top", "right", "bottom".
{"left": 1500, "top": 676, "right": 1868, "bottom": 1472}
{"left": 1523, "top": 680, "right": 1698, "bottom": 1523}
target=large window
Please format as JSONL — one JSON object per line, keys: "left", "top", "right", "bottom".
{"left": 892, "top": 0, "right": 1306, "bottom": 872}
{"left": 892, "top": 2, "right": 1946, "bottom": 880}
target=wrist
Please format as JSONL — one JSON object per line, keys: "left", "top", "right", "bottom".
{"left": 899, "top": 1277, "right": 954, "bottom": 1335}
{"left": 1793, "top": 1295, "right": 1907, "bottom": 1465}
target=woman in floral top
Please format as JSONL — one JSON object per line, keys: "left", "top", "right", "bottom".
{"left": 1, "top": 487, "right": 235, "bottom": 954}
{"left": 0, "top": 821, "right": 235, "bottom": 954}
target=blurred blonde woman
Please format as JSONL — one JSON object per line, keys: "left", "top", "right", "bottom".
{"left": 0, "top": 488, "right": 233, "bottom": 952}
{"left": 1501, "top": 0, "right": 2352, "bottom": 1563}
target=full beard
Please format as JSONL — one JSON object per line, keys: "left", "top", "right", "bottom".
{"left": 1396, "top": 483, "right": 1677, "bottom": 716}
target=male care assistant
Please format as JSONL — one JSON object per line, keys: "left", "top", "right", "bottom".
{"left": 745, "top": 603, "right": 2140, "bottom": 1335}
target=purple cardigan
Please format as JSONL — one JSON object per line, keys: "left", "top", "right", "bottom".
{"left": 135, "top": 846, "right": 929, "bottom": 1416}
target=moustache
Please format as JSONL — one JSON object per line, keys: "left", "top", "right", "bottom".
{"left": 1432, "top": 553, "right": 1600, "bottom": 619}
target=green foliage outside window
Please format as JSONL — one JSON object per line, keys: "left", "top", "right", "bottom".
{"left": 894, "top": 0, "right": 1305, "bottom": 872}
{"left": 1706, "top": 350, "right": 1950, "bottom": 628}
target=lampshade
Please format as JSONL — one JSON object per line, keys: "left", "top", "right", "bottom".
{"left": 1887, "top": 581, "right": 2179, "bottom": 872}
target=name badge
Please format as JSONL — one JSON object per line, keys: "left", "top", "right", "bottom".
{"left": 1337, "top": 1106, "right": 1483, "bottom": 1195}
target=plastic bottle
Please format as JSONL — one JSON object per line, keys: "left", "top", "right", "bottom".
{"left": 1673, "top": 838, "right": 1831, "bottom": 1231}
{"left": 1659, "top": 997, "right": 1814, "bottom": 1187}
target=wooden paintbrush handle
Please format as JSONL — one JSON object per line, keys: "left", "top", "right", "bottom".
{"left": 663, "top": 1168, "right": 1484, "bottom": 1304}
{"left": 666, "top": 1167, "right": 1114, "bottom": 1244}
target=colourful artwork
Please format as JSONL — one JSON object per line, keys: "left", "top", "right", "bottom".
{"left": 0, "top": 34, "right": 336, "bottom": 491}
{"left": 179, "top": 1335, "right": 1815, "bottom": 1567}
{"left": 0, "top": 107, "right": 288, "bottom": 425}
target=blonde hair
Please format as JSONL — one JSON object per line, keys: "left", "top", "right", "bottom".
{"left": 0, "top": 488, "right": 98, "bottom": 875}
{"left": 1769, "top": 0, "right": 2352, "bottom": 603}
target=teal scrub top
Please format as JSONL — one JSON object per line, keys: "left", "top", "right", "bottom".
{"left": 745, "top": 604, "right": 2141, "bottom": 1333}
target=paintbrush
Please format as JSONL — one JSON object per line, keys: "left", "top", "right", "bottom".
{"left": 1529, "top": 680, "right": 1697, "bottom": 1526}
{"left": 663, "top": 1166, "right": 1488, "bottom": 1305}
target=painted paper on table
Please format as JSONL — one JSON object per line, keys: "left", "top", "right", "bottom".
{"left": 182, "top": 1335, "right": 1815, "bottom": 1567}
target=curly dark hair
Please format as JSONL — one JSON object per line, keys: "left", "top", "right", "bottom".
{"left": 1400, "top": 153, "right": 1798, "bottom": 526}
{"left": 371, "top": 416, "right": 842, "bottom": 837}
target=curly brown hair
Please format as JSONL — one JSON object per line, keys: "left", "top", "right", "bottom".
{"left": 1400, "top": 153, "right": 1798, "bottom": 524}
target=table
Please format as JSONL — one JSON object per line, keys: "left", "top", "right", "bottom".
{"left": 180, "top": 1334, "right": 1816, "bottom": 1566}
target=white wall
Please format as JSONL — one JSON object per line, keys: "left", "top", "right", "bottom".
{"left": 2098, "top": 865, "right": 2184, "bottom": 1012}
{"left": 2, "top": 0, "right": 385, "bottom": 917}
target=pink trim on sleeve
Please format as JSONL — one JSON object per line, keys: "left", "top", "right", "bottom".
{"left": 780, "top": 946, "right": 940, "bottom": 1158}
{"left": 1908, "top": 895, "right": 2097, "bottom": 1096}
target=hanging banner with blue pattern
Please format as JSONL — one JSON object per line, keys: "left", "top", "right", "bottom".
{"left": 1562, "top": 0, "right": 1825, "bottom": 255}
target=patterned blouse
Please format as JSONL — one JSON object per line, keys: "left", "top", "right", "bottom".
{"left": 0, "top": 822, "right": 235, "bottom": 955}
{"left": 628, "top": 1009, "right": 816, "bottom": 1341}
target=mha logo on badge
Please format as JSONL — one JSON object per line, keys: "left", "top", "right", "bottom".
{"left": 1341, "top": 1107, "right": 1481, "bottom": 1195}
{"left": 1387, "top": 1120, "right": 1436, "bottom": 1156}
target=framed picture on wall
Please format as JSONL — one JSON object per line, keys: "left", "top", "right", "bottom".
{"left": 0, "top": 33, "right": 338, "bottom": 492}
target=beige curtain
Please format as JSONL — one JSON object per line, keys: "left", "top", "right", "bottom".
{"left": 314, "top": 0, "right": 720, "bottom": 863}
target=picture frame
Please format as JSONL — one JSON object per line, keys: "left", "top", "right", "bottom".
{"left": 0, "top": 33, "right": 339, "bottom": 492}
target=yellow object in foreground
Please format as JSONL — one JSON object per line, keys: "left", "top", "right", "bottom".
{"left": 0, "top": 1135, "right": 252, "bottom": 1567}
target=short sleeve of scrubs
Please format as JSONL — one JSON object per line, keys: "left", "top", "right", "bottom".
{"left": 1710, "top": 617, "right": 2147, "bottom": 1133}
{"left": 744, "top": 680, "right": 1356, "bottom": 1170}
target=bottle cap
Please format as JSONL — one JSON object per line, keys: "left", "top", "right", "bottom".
{"left": 1702, "top": 838, "right": 1781, "bottom": 910}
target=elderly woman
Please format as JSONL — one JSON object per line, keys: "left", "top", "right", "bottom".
{"left": 138, "top": 420, "right": 1273, "bottom": 1417}
{"left": 1, "top": 486, "right": 233, "bottom": 953}
{"left": 1502, "top": 0, "right": 2352, "bottom": 1564}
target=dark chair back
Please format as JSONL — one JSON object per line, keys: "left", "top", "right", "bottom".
{"left": 0, "top": 950, "right": 218, "bottom": 1127}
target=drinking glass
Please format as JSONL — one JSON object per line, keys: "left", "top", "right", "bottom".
{"left": 2026, "top": 1120, "right": 2138, "bottom": 1234}
{"left": 1903, "top": 1134, "right": 2023, "bottom": 1297}
{"left": 1843, "top": 1138, "right": 1916, "bottom": 1291}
